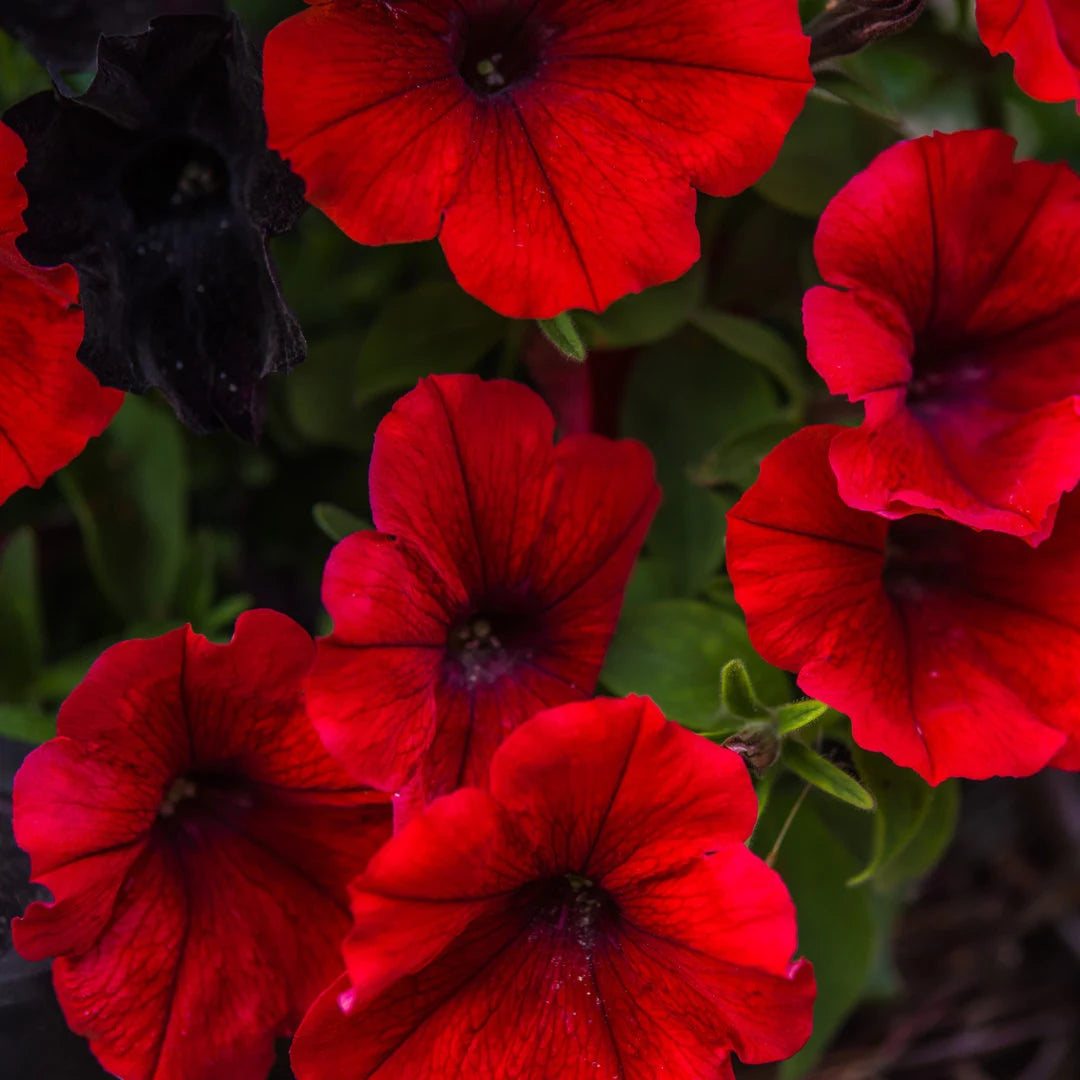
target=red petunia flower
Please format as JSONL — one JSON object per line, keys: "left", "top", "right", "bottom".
{"left": 306, "top": 374, "right": 660, "bottom": 819}
{"left": 726, "top": 425, "right": 1080, "bottom": 784}
{"left": 290, "top": 695, "right": 815, "bottom": 1080}
{"left": 804, "top": 130, "right": 1080, "bottom": 543}
{"left": 977, "top": 0, "right": 1080, "bottom": 110}
{"left": 13, "top": 611, "right": 392, "bottom": 1080}
{"left": 0, "top": 123, "right": 121, "bottom": 505}
{"left": 262, "top": 0, "right": 812, "bottom": 319}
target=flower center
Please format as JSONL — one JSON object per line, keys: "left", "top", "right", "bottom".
{"left": 455, "top": 6, "right": 548, "bottom": 96}
{"left": 155, "top": 769, "right": 254, "bottom": 831}
{"left": 907, "top": 334, "right": 989, "bottom": 412}
{"left": 446, "top": 613, "right": 521, "bottom": 686}
{"left": 882, "top": 516, "right": 969, "bottom": 598}
{"left": 529, "top": 873, "right": 619, "bottom": 952}
{"left": 120, "top": 135, "right": 230, "bottom": 226}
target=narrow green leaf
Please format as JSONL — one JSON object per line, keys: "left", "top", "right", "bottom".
{"left": 59, "top": 396, "right": 187, "bottom": 622}
{"left": 537, "top": 313, "right": 586, "bottom": 361}
{"left": 874, "top": 780, "right": 959, "bottom": 890}
{"left": 719, "top": 659, "right": 767, "bottom": 720}
{"left": 356, "top": 281, "right": 507, "bottom": 404}
{"left": 602, "top": 600, "right": 788, "bottom": 730}
{"left": 0, "top": 703, "right": 55, "bottom": 745}
{"left": 752, "top": 780, "right": 878, "bottom": 1078}
{"left": 692, "top": 309, "right": 806, "bottom": 409}
{"left": 776, "top": 698, "right": 829, "bottom": 735}
{"left": 0, "top": 528, "right": 44, "bottom": 696}
{"left": 782, "top": 739, "right": 875, "bottom": 811}
{"left": 313, "top": 503, "right": 372, "bottom": 543}
{"left": 848, "top": 747, "right": 934, "bottom": 886}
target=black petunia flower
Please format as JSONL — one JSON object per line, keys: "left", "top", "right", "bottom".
{"left": 4, "top": 13, "right": 306, "bottom": 439}
{"left": 0, "top": 1, "right": 224, "bottom": 74}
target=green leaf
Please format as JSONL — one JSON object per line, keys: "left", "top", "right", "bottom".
{"left": 59, "top": 397, "right": 187, "bottom": 622}
{"left": 576, "top": 265, "right": 703, "bottom": 349}
{"left": 356, "top": 282, "right": 507, "bottom": 404}
{"left": 782, "top": 739, "right": 875, "bottom": 811}
{"left": 601, "top": 600, "right": 788, "bottom": 730}
{"left": 286, "top": 332, "right": 383, "bottom": 453}
{"left": 719, "top": 659, "right": 768, "bottom": 720}
{"left": 874, "top": 780, "right": 959, "bottom": 891}
{"left": 755, "top": 92, "right": 897, "bottom": 218}
{"left": 691, "top": 310, "right": 807, "bottom": 411}
{"left": 0, "top": 703, "right": 54, "bottom": 745}
{"left": 776, "top": 698, "right": 829, "bottom": 735}
{"left": 0, "top": 528, "right": 44, "bottom": 697}
{"left": 848, "top": 747, "right": 934, "bottom": 886}
{"left": 752, "top": 779, "right": 878, "bottom": 1078}
{"left": 313, "top": 503, "right": 372, "bottom": 543}
{"left": 691, "top": 420, "right": 802, "bottom": 492}
{"left": 537, "top": 312, "right": 587, "bottom": 361}
{"left": 621, "top": 331, "right": 783, "bottom": 595}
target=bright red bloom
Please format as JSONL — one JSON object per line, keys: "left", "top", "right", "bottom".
{"left": 804, "top": 130, "right": 1080, "bottom": 544}
{"left": 291, "top": 695, "right": 815, "bottom": 1080}
{"left": 262, "top": 0, "right": 812, "bottom": 318}
{"left": 0, "top": 122, "right": 121, "bottom": 505}
{"left": 306, "top": 374, "right": 660, "bottom": 819}
{"left": 727, "top": 425, "right": 1080, "bottom": 784}
{"left": 977, "top": 0, "right": 1080, "bottom": 110}
{"left": 13, "top": 611, "right": 392, "bottom": 1080}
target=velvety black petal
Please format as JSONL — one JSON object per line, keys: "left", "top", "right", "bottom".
{"left": 4, "top": 14, "right": 306, "bottom": 439}
{"left": 0, "top": 1, "right": 224, "bottom": 74}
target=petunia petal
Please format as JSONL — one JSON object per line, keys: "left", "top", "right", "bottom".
{"left": 976, "top": 0, "right": 1080, "bottom": 109}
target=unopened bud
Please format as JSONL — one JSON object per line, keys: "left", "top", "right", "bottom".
{"left": 722, "top": 723, "right": 781, "bottom": 775}
{"left": 809, "top": 0, "right": 926, "bottom": 65}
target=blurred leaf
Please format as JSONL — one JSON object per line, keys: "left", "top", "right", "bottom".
{"left": 777, "top": 698, "right": 829, "bottom": 735}
{"left": 577, "top": 265, "right": 703, "bottom": 348}
{"left": 755, "top": 92, "right": 897, "bottom": 218}
{"left": 783, "top": 738, "right": 875, "bottom": 810}
{"left": 622, "top": 332, "right": 782, "bottom": 595}
{"left": 692, "top": 310, "right": 807, "bottom": 411}
{"left": 753, "top": 780, "right": 878, "bottom": 1079}
{"left": 0, "top": 703, "right": 54, "bottom": 745}
{"left": 601, "top": 600, "right": 788, "bottom": 730}
{"left": 692, "top": 420, "right": 801, "bottom": 491}
{"left": 0, "top": 528, "right": 44, "bottom": 696}
{"left": 874, "top": 779, "right": 959, "bottom": 890}
{"left": 28, "top": 645, "right": 103, "bottom": 705}
{"left": 356, "top": 282, "right": 506, "bottom": 404}
{"left": 313, "top": 502, "right": 372, "bottom": 543}
{"left": 848, "top": 747, "right": 934, "bottom": 885}
{"left": 286, "top": 332, "right": 383, "bottom": 452}
{"left": 198, "top": 595, "right": 254, "bottom": 640}
{"left": 59, "top": 397, "right": 187, "bottom": 622}
{"left": 537, "top": 312, "right": 586, "bottom": 361}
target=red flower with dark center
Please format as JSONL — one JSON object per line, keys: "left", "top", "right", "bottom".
{"left": 977, "top": 0, "right": 1080, "bottom": 110}
{"left": 13, "top": 611, "right": 392, "bottom": 1080}
{"left": 726, "top": 425, "right": 1080, "bottom": 784}
{"left": 804, "top": 130, "right": 1080, "bottom": 543}
{"left": 0, "top": 123, "right": 121, "bottom": 505}
{"left": 262, "top": 0, "right": 812, "bottom": 318}
{"left": 290, "top": 695, "right": 815, "bottom": 1080}
{"left": 306, "top": 374, "right": 660, "bottom": 820}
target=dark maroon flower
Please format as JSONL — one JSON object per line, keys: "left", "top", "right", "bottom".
{"left": 4, "top": 14, "right": 305, "bottom": 439}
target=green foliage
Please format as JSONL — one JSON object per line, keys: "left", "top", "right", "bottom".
{"left": 782, "top": 738, "right": 876, "bottom": 811}
{"left": 60, "top": 397, "right": 187, "bottom": 623}
{"left": 355, "top": 282, "right": 507, "bottom": 404}
{"left": 601, "top": 601, "right": 789, "bottom": 729}
{"left": 313, "top": 503, "right": 371, "bottom": 543}
{"left": 0, "top": 529, "right": 44, "bottom": 698}
{"left": 537, "top": 312, "right": 587, "bottom": 361}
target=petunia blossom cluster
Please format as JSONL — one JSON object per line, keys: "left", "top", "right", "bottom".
{"left": 13, "top": 375, "right": 815, "bottom": 1080}
{"left": 727, "top": 129, "right": 1080, "bottom": 784}
{"left": 5, "top": 1, "right": 1080, "bottom": 1077}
